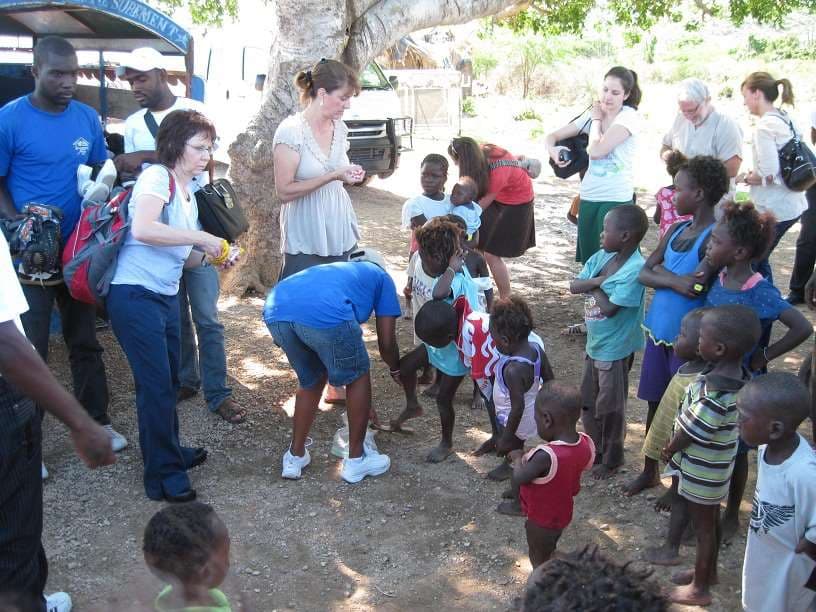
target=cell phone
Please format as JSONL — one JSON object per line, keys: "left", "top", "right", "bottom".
{"left": 558, "top": 149, "right": 572, "bottom": 163}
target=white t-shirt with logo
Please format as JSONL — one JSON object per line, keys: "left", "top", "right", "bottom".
{"left": 574, "top": 105, "right": 640, "bottom": 203}
{"left": 742, "top": 434, "right": 816, "bottom": 612}
{"left": 123, "top": 97, "right": 208, "bottom": 190}
{"left": 0, "top": 232, "right": 28, "bottom": 335}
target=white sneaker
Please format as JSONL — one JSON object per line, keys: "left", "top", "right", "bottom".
{"left": 341, "top": 450, "right": 391, "bottom": 483}
{"left": 281, "top": 448, "right": 311, "bottom": 480}
{"left": 41, "top": 462, "right": 49, "bottom": 480}
{"left": 76, "top": 165, "right": 92, "bottom": 197}
{"left": 46, "top": 591, "right": 72, "bottom": 612}
{"left": 103, "top": 424, "right": 128, "bottom": 452}
{"left": 96, "top": 159, "right": 117, "bottom": 190}
{"left": 331, "top": 427, "right": 379, "bottom": 459}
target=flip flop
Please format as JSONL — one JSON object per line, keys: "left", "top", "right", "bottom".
{"left": 560, "top": 322, "right": 586, "bottom": 336}
{"left": 371, "top": 422, "right": 415, "bottom": 435}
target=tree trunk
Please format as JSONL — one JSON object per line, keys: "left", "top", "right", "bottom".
{"left": 225, "top": 0, "right": 523, "bottom": 295}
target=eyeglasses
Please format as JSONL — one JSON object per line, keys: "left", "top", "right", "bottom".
{"left": 186, "top": 143, "right": 216, "bottom": 155}
{"left": 680, "top": 103, "right": 701, "bottom": 117}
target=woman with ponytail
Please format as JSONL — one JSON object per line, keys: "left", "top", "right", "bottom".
{"left": 272, "top": 59, "right": 365, "bottom": 280}
{"left": 546, "top": 66, "right": 643, "bottom": 264}
{"left": 739, "top": 71, "right": 807, "bottom": 284}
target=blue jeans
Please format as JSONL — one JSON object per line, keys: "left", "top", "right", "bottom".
{"left": 108, "top": 284, "right": 191, "bottom": 498}
{"left": 754, "top": 217, "right": 799, "bottom": 285}
{"left": 178, "top": 265, "right": 231, "bottom": 411}
{"left": 266, "top": 320, "right": 369, "bottom": 389}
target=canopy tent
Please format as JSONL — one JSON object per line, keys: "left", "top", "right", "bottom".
{"left": 0, "top": 0, "right": 195, "bottom": 117}
{"left": 0, "top": 0, "right": 191, "bottom": 54}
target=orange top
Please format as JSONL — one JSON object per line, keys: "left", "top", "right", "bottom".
{"left": 486, "top": 150, "right": 534, "bottom": 205}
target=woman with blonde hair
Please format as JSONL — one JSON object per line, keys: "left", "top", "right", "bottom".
{"left": 739, "top": 71, "right": 807, "bottom": 284}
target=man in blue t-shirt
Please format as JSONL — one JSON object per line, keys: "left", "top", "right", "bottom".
{"left": 263, "top": 253, "right": 403, "bottom": 484}
{"left": 0, "top": 36, "right": 125, "bottom": 453}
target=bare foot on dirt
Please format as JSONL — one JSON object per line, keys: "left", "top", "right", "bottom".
{"left": 471, "top": 392, "right": 486, "bottom": 411}
{"left": 671, "top": 568, "right": 718, "bottom": 586}
{"left": 665, "top": 583, "right": 712, "bottom": 607}
{"left": 720, "top": 515, "right": 740, "bottom": 543}
{"left": 622, "top": 470, "right": 660, "bottom": 496}
{"left": 591, "top": 464, "right": 617, "bottom": 480}
{"left": 654, "top": 488, "right": 677, "bottom": 512}
{"left": 427, "top": 443, "right": 453, "bottom": 463}
{"left": 496, "top": 500, "right": 524, "bottom": 516}
{"left": 472, "top": 437, "right": 497, "bottom": 456}
{"left": 487, "top": 462, "right": 512, "bottom": 481}
{"left": 390, "top": 400, "right": 423, "bottom": 432}
{"left": 643, "top": 545, "right": 682, "bottom": 566}
{"left": 422, "top": 382, "right": 440, "bottom": 398}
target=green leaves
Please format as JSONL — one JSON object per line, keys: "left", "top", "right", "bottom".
{"left": 150, "top": 0, "right": 240, "bottom": 25}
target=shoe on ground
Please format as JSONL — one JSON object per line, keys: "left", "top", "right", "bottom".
{"left": 341, "top": 450, "right": 391, "bottom": 483}
{"left": 46, "top": 591, "right": 72, "bottom": 612}
{"left": 331, "top": 427, "right": 379, "bottom": 459}
{"left": 177, "top": 386, "right": 198, "bottom": 403}
{"left": 282, "top": 448, "right": 311, "bottom": 480}
{"left": 41, "top": 462, "right": 48, "bottom": 480}
{"left": 785, "top": 292, "right": 805, "bottom": 305}
{"left": 103, "top": 424, "right": 128, "bottom": 452}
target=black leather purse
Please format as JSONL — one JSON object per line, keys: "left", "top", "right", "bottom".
{"left": 549, "top": 105, "right": 592, "bottom": 179}
{"left": 195, "top": 167, "right": 249, "bottom": 242}
{"left": 774, "top": 112, "right": 816, "bottom": 192}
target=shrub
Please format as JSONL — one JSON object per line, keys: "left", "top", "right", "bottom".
{"left": 514, "top": 108, "right": 541, "bottom": 121}
{"left": 461, "top": 97, "right": 476, "bottom": 117}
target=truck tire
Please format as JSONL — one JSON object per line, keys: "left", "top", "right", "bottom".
{"left": 377, "top": 170, "right": 394, "bottom": 180}
{"left": 353, "top": 176, "right": 374, "bottom": 187}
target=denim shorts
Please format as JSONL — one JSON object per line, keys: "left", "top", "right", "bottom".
{"left": 266, "top": 320, "right": 370, "bottom": 389}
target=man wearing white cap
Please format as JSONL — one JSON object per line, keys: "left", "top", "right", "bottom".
{"left": 114, "top": 47, "right": 246, "bottom": 425}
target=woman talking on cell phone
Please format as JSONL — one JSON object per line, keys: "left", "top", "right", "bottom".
{"left": 545, "top": 66, "right": 643, "bottom": 264}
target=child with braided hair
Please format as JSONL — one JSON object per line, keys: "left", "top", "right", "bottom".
{"left": 704, "top": 200, "right": 812, "bottom": 541}
{"left": 390, "top": 218, "right": 480, "bottom": 462}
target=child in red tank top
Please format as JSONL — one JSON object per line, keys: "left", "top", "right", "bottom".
{"left": 506, "top": 382, "right": 595, "bottom": 569}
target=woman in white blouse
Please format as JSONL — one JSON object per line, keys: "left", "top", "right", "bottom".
{"left": 740, "top": 71, "right": 807, "bottom": 284}
{"left": 273, "top": 59, "right": 365, "bottom": 280}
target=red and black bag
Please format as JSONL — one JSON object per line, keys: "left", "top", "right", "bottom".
{"left": 63, "top": 172, "right": 175, "bottom": 310}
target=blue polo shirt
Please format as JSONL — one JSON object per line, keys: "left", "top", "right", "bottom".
{"left": 0, "top": 96, "right": 107, "bottom": 237}
{"left": 263, "top": 262, "right": 402, "bottom": 328}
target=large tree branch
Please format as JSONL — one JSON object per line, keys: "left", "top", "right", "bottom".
{"left": 344, "top": 0, "right": 525, "bottom": 69}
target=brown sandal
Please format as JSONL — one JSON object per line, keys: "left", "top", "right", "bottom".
{"left": 214, "top": 399, "right": 246, "bottom": 424}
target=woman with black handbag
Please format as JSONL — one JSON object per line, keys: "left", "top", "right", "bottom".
{"left": 545, "top": 66, "right": 643, "bottom": 265}
{"left": 739, "top": 71, "right": 808, "bottom": 286}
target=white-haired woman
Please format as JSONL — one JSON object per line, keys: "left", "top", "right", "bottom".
{"left": 661, "top": 78, "right": 743, "bottom": 183}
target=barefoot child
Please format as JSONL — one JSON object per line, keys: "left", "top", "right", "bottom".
{"left": 647, "top": 305, "right": 760, "bottom": 607}
{"left": 489, "top": 297, "right": 554, "bottom": 488}
{"left": 504, "top": 383, "right": 595, "bottom": 568}
{"left": 570, "top": 205, "right": 648, "bottom": 479}
{"left": 143, "top": 502, "right": 232, "bottom": 611}
{"left": 738, "top": 373, "right": 816, "bottom": 612}
{"left": 640, "top": 308, "right": 709, "bottom": 512}
{"left": 705, "top": 201, "right": 812, "bottom": 539}
{"left": 390, "top": 219, "right": 479, "bottom": 462}
{"left": 625, "top": 156, "right": 727, "bottom": 497}
{"left": 401, "top": 154, "right": 451, "bottom": 319}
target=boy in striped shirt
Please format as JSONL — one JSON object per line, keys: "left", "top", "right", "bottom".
{"left": 645, "top": 304, "right": 761, "bottom": 607}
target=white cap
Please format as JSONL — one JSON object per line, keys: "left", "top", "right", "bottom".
{"left": 116, "top": 47, "right": 165, "bottom": 77}
{"left": 349, "top": 248, "right": 387, "bottom": 271}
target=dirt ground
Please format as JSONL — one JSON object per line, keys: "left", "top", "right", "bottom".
{"left": 40, "top": 140, "right": 814, "bottom": 611}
